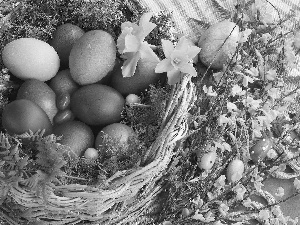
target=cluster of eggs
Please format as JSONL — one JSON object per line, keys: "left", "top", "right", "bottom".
{"left": 1, "top": 23, "right": 165, "bottom": 160}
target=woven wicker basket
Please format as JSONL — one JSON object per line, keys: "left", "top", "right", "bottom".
{"left": 0, "top": 76, "right": 195, "bottom": 225}
{"left": 0, "top": 1, "right": 196, "bottom": 224}
{"left": 2, "top": 1, "right": 300, "bottom": 225}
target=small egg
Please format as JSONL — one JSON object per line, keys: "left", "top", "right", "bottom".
{"left": 181, "top": 208, "right": 191, "bottom": 217}
{"left": 56, "top": 92, "right": 71, "bottom": 111}
{"left": 49, "top": 69, "right": 79, "bottom": 95}
{"left": 53, "top": 109, "right": 75, "bottom": 125}
{"left": 2, "top": 38, "right": 60, "bottom": 81}
{"left": 162, "top": 221, "right": 172, "bottom": 225}
{"left": 226, "top": 159, "right": 244, "bottom": 183}
{"left": 197, "top": 150, "right": 217, "bottom": 170}
{"left": 126, "top": 94, "right": 141, "bottom": 105}
{"left": 84, "top": 148, "right": 99, "bottom": 160}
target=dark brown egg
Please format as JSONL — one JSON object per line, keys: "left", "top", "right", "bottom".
{"left": 2, "top": 99, "right": 52, "bottom": 135}
{"left": 52, "top": 120, "right": 94, "bottom": 159}
{"left": 49, "top": 23, "right": 85, "bottom": 69}
{"left": 95, "top": 123, "right": 136, "bottom": 149}
{"left": 53, "top": 109, "right": 75, "bottom": 125}
{"left": 56, "top": 92, "right": 71, "bottom": 111}
{"left": 49, "top": 69, "right": 79, "bottom": 95}
{"left": 70, "top": 84, "right": 125, "bottom": 126}
{"left": 109, "top": 57, "right": 166, "bottom": 96}
{"left": 16, "top": 79, "right": 58, "bottom": 123}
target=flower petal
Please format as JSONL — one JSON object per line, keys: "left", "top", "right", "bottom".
{"left": 123, "top": 34, "right": 140, "bottom": 53}
{"left": 121, "top": 52, "right": 141, "bottom": 77}
{"left": 161, "top": 39, "right": 174, "bottom": 58}
{"left": 187, "top": 45, "right": 201, "bottom": 60}
{"left": 155, "top": 58, "right": 173, "bottom": 73}
{"left": 176, "top": 36, "right": 190, "bottom": 52}
{"left": 139, "top": 42, "right": 160, "bottom": 62}
{"left": 121, "top": 22, "right": 139, "bottom": 34}
{"left": 117, "top": 27, "right": 133, "bottom": 54}
{"left": 167, "top": 69, "right": 182, "bottom": 85}
{"left": 171, "top": 50, "right": 190, "bottom": 66}
{"left": 180, "top": 63, "right": 197, "bottom": 77}
{"left": 138, "top": 12, "right": 156, "bottom": 40}
{"left": 139, "top": 12, "right": 153, "bottom": 27}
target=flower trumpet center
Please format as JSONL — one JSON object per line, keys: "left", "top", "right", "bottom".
{"left": 172, "top": 57, "right": 182, "bottom": 66}
{"left": 170, "top": 50, "right": 189, "bottom": 69}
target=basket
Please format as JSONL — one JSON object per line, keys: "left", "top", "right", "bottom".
{"left": 1, "top": 0, "right": 300, "bottom": 225}
{"left": 0, "top": 1, "right": 196, "bottom": 224}
{"left": 0, "top": 75, "right": 195, "bottom": 225}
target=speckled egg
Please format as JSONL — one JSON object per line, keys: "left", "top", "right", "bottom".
{"left": 69, "top": 30, "right": 116, "bottom": 85}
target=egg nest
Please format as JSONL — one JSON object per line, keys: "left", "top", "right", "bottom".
{"left": 0, "top": 0, "right": 173, "bottom": 177}
{"left": 0, "top": 0, "right": 176, "bottom": 223}
{"left": 1, "top": 0, "right": 300, "bottom": 225}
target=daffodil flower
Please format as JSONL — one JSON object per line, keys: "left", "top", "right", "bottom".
{"left": 155, "top": 36, "right": 201, "bottom": 85}
{"left": 117, "top": 12, "right": 159, "bottom": 77}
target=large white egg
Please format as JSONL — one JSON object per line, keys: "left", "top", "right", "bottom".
{"left": 2, "top": 38, "right": 60, "bottom": 81}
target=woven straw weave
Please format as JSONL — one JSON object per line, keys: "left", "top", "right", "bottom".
{"left": 138, "top": 0, "right": 300, "bottom": 37}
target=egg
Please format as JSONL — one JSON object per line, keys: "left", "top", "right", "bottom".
{"left": 69, "top": 30, "right": 116, "bottom": 85}
{"left": 2, "top": 38, "right": 60, "bottom": 81}
{"left": 53, "top": 109, "right": 75, "bottom": 125}
{"left": 16, "top": 79, "right": 58, "bottom": 123}
{"left": 249, "top": 137, "right": 273, "bottom": 163}
{"left": 2, "top": 99, "right": 52, "bottom": 135}
{"left": 110, "top": 57, "right": 166, "bottom": 96}
{"left": 226, "top": 159, "right": 244, "bottom": 183}
{"left": 95, "top": 123, "right": 136, "bottom": 148}
{"left": 197, "top": 150, "right": 217, "bottom": 170}
{"left": 84, "top": 148, "right": 99, "bottom": 160}
{"left": 198, "top": 20, "right": 239, "bottom": 70}
{"left": 52, "top": 120, "right": 94, "bottom": 159}
{"left": 181, "top": 208, "right": 191, "bottom": 217}
{"left": 56, "top": 92, "right": 71, "bottom": 111}
{"left": 70, "top": 84, "right": 125, "bottom": 126}
{"left": 49, "top": 23, "right": 85, "bottom": 69}
{"left": 125, "top": 94, "right": 141, "bottom": 105}
{"left": 49, "top": 69, "right": 79, "bottom": 95}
